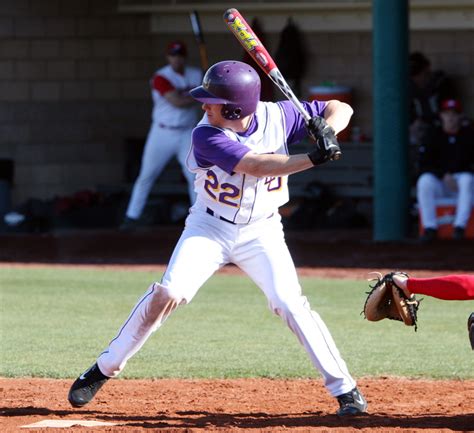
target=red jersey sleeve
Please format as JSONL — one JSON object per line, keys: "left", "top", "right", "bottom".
{"left": 152, "top": 75, "right": 175, "bottom": 95}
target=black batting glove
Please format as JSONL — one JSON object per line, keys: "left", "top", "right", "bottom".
{"left": 306, "top": 116, "right": 334, "bottom": 142}
{"left": 306, "top": 117, "right": 342, "bottom": 165}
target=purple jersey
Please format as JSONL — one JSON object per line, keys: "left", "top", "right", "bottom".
{"left": 191, "top": 99, "right": 327, "bottom": 174}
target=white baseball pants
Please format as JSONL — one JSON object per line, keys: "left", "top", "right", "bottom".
{"left": 97, "top": 208, "right": 357, "bottom": 397}
{"left": 417, "top": 172, "right": 474, "bottom": 229}
{"left": 125, "top": 123, "right": 196, "bottom": 220}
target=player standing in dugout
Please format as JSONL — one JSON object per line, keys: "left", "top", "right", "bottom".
{"left": 120, "top": 41, "right": 202, "bottom": 231}
{"left": 68, "top": 60, "right": 368, "bottom": 416}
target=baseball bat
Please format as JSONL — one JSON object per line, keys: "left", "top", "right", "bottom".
{"left": 223, "top": 8, "right": 341, "bottom": 160}
{"left": 189, "top": 10, "right": 209, "bottom": 72}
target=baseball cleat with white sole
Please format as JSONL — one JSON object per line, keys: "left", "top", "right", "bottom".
{"left": 336, "top": 387, "right": 368, "bottom": 416}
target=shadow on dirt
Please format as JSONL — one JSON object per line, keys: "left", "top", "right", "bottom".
{"left": 2, "top": 406, "right": 473, "bottom": 431}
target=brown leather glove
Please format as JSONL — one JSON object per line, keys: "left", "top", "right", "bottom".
{"left": 363, "top": 272, "right": 421, "bottom": 331}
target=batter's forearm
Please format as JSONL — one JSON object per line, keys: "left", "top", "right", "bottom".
{"left": 234, "top": 152, "right": 313, "bottom": 177}
{"left": 323, "top": 100, "right": 353, "bottom": 135}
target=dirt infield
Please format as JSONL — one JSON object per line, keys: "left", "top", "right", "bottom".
{"left": 1, "top": 227, "right": 473, "bottom": 432}
{"left": 1, "top": 377, "right": 473, "bottom": 432}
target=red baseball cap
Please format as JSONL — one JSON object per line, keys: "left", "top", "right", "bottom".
{"left": 167, "top": 41, "right": 187, "bottom": 56}
{"left": 440, "top": 98, "right": 462, "bottom": 112}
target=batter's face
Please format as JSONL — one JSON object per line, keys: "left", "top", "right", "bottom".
{"left": 202, "top": 103, "right": 227, "bottom": 128}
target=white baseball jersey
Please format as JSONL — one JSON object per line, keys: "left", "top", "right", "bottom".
{"left": 124, "top": 65, "right": 202, "bottom": 219}
{"left": 151, "top": 64, "right": 202, "bottom": 127}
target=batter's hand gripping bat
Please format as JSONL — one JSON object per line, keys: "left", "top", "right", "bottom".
{"left": 223, "top": 8, "right": 341, "bottom": 161}
{"left": 189, "top": 10, "right": 209, "bottom": 72}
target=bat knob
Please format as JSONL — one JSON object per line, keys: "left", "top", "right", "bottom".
{"left": 331, "top": 151, "right": 342, "bottom": 161}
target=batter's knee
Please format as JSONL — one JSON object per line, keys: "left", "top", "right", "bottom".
{"left": 269, "top": 294, "right": 309, "bottom": 318}
{"left": 143, "top": 283, "right": 185, "bottom": 329}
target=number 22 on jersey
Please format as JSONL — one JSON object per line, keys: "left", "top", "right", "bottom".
{"left": 204, "top": 169, "right": 282, "bottom": 207}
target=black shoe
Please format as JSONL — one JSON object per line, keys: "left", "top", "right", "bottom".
{"left": 468, "top": 313, "right": 474, "bottom": 350}
{"left": 336, "top": 387, "right": 368, "bottom": 416}
{"left": 119, "top": 216, "right": 139, "bottom": 232}
{"left": 68, "top": 363, "right": 109, "bottom": 408}
{"left": 453, "top": 226, "right": 465, "bottom": 240}
{"left": 420, "top": 228, "right": 437, "bottom": 243}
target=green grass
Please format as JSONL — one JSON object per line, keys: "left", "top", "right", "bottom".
{"left": 0, "top": 267, "right": 472, "bottom": 380}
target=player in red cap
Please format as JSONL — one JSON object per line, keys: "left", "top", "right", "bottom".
{"left": 120, "top": 41, "right": 202, "bottom": 230}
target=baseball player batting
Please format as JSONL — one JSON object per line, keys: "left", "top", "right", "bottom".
{"left": 68, "top": 60, "right": 367, "bottom": 416}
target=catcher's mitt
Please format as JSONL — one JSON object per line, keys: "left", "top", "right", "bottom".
{"left": 363, "top": 272, "right": 421, "bottom": 331}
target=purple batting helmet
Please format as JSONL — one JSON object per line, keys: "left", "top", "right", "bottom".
{"left": 190, "top": 61, "right": 261, "bottom": 120}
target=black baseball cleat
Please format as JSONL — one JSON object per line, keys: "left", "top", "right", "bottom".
{"left": 68, "top": 363, "right": 110, "bottom": 408}
{"left": 336, "top": 387, "right": 368, "bottom": 416}
{"left": 468, "top": 312, "right": 474, "bottom": 350}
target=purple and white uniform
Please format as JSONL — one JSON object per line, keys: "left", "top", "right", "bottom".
{"left": 187, "top": 100, "right": 326, "bottom": 222}
{"left": 97, "top": 99, "right": 358, "bottom": 398}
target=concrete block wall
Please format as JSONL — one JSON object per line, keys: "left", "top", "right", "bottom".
{"left": 0, "top": 0, "right": 166, "bottom": 205}
{"left": 0, "top": 0, "right": 473, "bottom": 207}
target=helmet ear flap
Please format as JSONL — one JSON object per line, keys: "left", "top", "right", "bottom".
{"left": 221, "top": 105, "right": 242, "bottom": 120}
